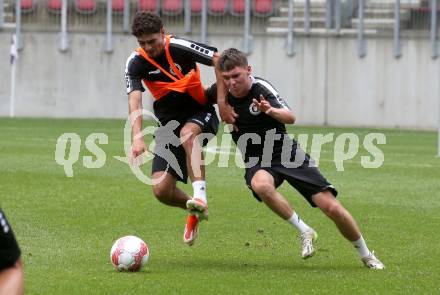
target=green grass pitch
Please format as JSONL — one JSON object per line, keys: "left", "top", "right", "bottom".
{"left": 1, "top": 118, "right": 440, "bottom": 294}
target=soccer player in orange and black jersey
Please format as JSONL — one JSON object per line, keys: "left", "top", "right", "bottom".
{"left": 125, "top": 12, "right": 225, "bottom": 246}
{"left": 125, "top": 35, "right": 217, "bottom": 126}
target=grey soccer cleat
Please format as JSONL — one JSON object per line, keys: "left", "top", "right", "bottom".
{"left": 361, "top": 251, "right": 385, "bottom": 269}
{"left": 300, "top": 229, "right": 318, "bottom": 259}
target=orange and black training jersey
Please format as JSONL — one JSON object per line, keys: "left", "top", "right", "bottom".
{"left": 125, "top": 36, "right": 217, "bottom": 125}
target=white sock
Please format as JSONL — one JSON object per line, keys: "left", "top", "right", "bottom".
{"left": 352, "top": 235, "right": 371, "bottom": 258}
{"left": 192, "top": 180, "right": 207, "bottom": 204}
{"left": 287, "top": 212, "right": 312, "bottom": 234}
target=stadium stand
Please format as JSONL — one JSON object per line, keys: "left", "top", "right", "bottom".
{"left": 253, "top": 0, "right": 274, "bottom": 16}
{"left": 208, "top": 0, "right": 229, "bottom": 15}
{"left": 1, "top": 0, "right": 14, "bottom": 24}
{"left": 138, "top": 0, "right": 159, "bottom": 13}
{"left": 403, "top": 0, "right": 440, "bottom": 14}
{"left": 267, "top": 0, "right": 327, "bottom": 31}
{"left": 231, "top": 0, "right": 245, "bottom": 15}
{"left": 351, "top": 0, "right": 414, "bottom": 30}
{"left": 112, "top": 0, "right": 125, "bottom": 14}
{"left": 190, "top": 0, "right": 202, "bottom": 14}
{"left": 266, "top": 0, "right": 420, "bottom": 34}
{"left": 402, "top": 0, "right": 439, "bottom": 29}
{"left": 47, "top": 0, "right": 63, "bottom": 13}
{"left": 21, "top": 0, "right": 36, "bottom": 13}
{"left": 75, "top": 0, "right": 97, "bottom": 14}
{"left": 162, "top": 0, "right": 183, "bottom": 15}
{"left": 6, "top": 0, "right": 436, "bottom": 35}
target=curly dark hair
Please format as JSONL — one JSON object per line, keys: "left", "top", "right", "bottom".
{"left": 218, "top": 48, "right": 248, "bottom": 72}
{"left": 131, "top": 12, "right": 163, "bottom": 37}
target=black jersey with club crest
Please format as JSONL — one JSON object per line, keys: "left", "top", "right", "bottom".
{"left": 206, "top": 76, "right": 292, "bottom": 163}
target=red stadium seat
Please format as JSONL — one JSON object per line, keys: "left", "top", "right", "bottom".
{"left": 253, "top": 0, "right": 273, "bottom": 16}
{"left": 75, "top": 0, "right": 97, "bottom": 14}
{"left": 47, "top": 0, "right": 62, "bottom": 13}
{"left": 191, "top": 0, "right": 202, "bottom": 14}
{"left": 208, "top": 0, "right": 228, "bottom": 15}
{"left": 162, "top": 0, "right": 183, "bottom": 15}
{"left": 230, "top": 0, "right": 245, "bottom": 16}
{"left": 21, "top": 0, "right": 35, "bottom": 13}
{"left": 138, "top": 0, "right": 158, "bottom": 12}
{"left": 112, "top": 0, "right": 125, "bottom": 13}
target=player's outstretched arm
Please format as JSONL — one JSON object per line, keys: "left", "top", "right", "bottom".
{"left": 213, "top": 53, "right": 238, "bottom": 125}
{"left": 128, "top": 90, "right": 147, "bottom": 158}
{"left": 253, "top": 95, "right": 295, "bottom": 124}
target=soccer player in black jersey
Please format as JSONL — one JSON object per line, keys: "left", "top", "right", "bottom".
{"left": 208, "top": 48, "right": 384, "bottom": 269}
{"left": 125, "top": 12, "right": 226, "bottom": 246}
{"left": 0, "top": 208, "right": 24, "bottom": 295}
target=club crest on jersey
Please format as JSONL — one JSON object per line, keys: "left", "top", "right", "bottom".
{"left": 249, "top": 103, "right": 261, "bottom": 115}
{"left": 170, "top": 63, "right": 182, "bottom": 76}
{"left": 148, "top": 69, "right": 161, "bottom": 75}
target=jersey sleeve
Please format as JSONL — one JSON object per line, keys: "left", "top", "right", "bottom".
{"left": 256, "top": 77, "right": 291, "bottom": 110}
{"left": 125, "top": 52, "right": 145, "bottom": 94}
{"left": 169, "top": 37, "right": 217, "bottom": 66}
{"left": 0, "top": 209, "right": 21, "bottom": 271}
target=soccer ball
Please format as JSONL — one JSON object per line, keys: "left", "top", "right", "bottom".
{"left": 110, "top": 236, "right": 149, "bottom": 271}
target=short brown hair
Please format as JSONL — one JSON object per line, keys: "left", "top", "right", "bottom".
{"left": 217, "top": 48, "right": 248, "bottom": 72}
{"left": 131, "top": 12, "right": 163, "bottom": 37}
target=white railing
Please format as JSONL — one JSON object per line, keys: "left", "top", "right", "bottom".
{"left": 4, "top": 0, "right": 438, "bottom": 58}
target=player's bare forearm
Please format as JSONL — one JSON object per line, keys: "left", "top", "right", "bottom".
{"left": 212, "top": 53, "right": 227, "bottom": 106}
{"left": 214, "top": 70, "right": 238, "bottom": 124}
{"left": 253, "top": 95, "right": 295, "bottom": 125}
{"left": 266, "top": 107, "right": 296, "bottom": 124}
{"left": 128, "top": 90, "right": 144, "bottom": 141}
{"left": 213, "top": 54, "right": 226, "bottom": 104}
{"left": 128, "top": 91, "right": 148, "bottom": 158}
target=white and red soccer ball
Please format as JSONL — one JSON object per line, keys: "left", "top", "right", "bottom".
{"left": 110, "top": 236, "right": 149, "bottom": 271}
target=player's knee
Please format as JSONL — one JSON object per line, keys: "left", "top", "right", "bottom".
{"left": 152, "top": 184, "right": 172, "bottom": 203}
{"left": 251, "top": 181, "right": 275, "bottom": 198}
{"left": 322, "top": 202, "right": 344, "bottom": 219}
{"left": 180, "top": 127, "right": 195, "bottom": 145}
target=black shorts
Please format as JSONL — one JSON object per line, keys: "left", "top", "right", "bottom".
{"left": 152, "top": 110, "right": 219, "bottom": 183}
{"left": 244, "top": 153, "right": 338, "bottom": 207}
{"left": 0, "top": 209, "right": 21, "bottom": 271}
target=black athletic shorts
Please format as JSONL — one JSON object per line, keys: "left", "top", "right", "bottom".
{"left": 244, "top": 150, "right": 338, "bottom": 207}
{"left": 152, "top": 110, "right": 219, "bottom": 183}
{"left": 0, "top": 209, "right": 21, "bottom": 271}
